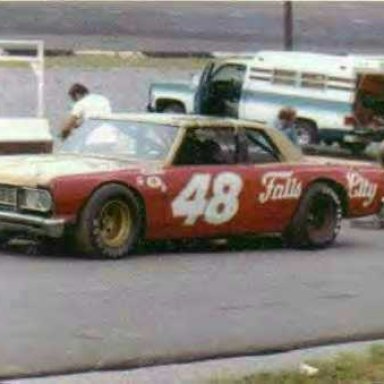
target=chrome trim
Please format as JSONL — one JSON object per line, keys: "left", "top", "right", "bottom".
{"left": 0, "top": 211, "right": 66, "bottom": 238}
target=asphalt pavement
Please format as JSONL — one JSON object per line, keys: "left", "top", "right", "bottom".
{"left": 0, "top": 2, "right": 383, "bottom": 53}
{"left": 0, "top": 221, "right": 384, "bottom": 379}
{"left": 1, "top": 3, "right": 384, "bottom": 378}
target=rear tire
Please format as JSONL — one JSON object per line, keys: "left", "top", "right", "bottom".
{"left": 296, "top": 120, "right": 319, "bottom": 146}
{"left": 75, "top": 184, "right": 144, "bottom": 259}
{"left": 284, "top": 183, "right": 342, "bottom": 249}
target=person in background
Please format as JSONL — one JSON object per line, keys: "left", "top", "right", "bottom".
{"left": 60, "top": 83, "right": 112, "bottom": 139}
{"left": 274, "top": 107, "right": 298, "bottom": 145}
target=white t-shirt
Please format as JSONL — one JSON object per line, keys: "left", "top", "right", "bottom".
{"left": 71, "top": 94, "right": 112, "bottom": 120}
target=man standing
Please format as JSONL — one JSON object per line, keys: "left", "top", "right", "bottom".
{"left": 60, "top": 83, "right": 112, "bottom": 139}
{"left": 274, "top": 107, "right": 299, "bottom": 145}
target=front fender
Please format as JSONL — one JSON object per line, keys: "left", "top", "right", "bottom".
{"left": 149, "top": 82, "right": 196, "bottom": 113}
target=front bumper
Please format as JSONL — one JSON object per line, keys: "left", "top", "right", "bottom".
{"left": 0, "top": 211, "right": 66, "bottom": 238}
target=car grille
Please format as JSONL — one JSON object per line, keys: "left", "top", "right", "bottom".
{"left": 0, "top": 186, "right": 17, "bottom": 208}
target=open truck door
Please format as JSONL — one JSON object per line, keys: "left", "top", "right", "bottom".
{"left": 193, "top": 61, "right": 215, "bottom": 115}
{"left": 0, "top": 40, "right": 52, "bottom": 154}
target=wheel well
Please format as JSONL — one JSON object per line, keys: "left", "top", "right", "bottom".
{"left": 77, "top": 182, "right": 147, "bottom": 230}
{"left": 305, "top": 179, "right": 348, "bottom": 216}
{"left": 156, "top": 99, "right": 185, "bottom": 112}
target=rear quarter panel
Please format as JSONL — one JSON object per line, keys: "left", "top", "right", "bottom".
{"left": 287, "top": 162, "right": 384, "bottom": 219}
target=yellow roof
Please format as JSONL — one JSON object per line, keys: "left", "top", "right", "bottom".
{"left": 91, "top": 113, "right": 304, "bottom": 162}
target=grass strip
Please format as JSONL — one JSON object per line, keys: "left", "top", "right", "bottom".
{"left": 209, "top": 345, "right": 384, "bottom": 384}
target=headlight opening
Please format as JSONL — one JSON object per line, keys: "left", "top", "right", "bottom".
{"left": 19, "top": 188, "right": 53, "bottom": 213}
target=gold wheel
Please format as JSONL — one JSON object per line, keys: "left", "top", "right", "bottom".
{"left": 98, "top": 199, "right": 132, "bottom": 248}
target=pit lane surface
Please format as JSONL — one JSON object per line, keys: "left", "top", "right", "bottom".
{"left": 0, "top": 2, "right": 383, "bottom": 53}
{"left": 0, "top": 221, "right": 384, "bottom": 379}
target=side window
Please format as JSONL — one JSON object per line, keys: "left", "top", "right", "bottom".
{"left": 211, "top": 64, "right": 246, "bottom": 84}
{"left": 272, "top": 69, "right": 296, "bottom": 86}
{"left": 241, "top": 128, "right": 280, "bottom": 164}
{"left": 174, "top": 127, "right": 237, "bottom": 166}
{"left": 210, "top": 65, "right": 246, "bottom": 94}
{"left": 301, "top": 72, "right": 326, "bottom": 90}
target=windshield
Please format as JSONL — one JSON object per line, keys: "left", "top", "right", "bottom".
{"left": 59, "top": 119, "right": 179, "bottom": 161}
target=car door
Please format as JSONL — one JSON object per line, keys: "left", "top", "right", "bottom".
{"left": 161, "top": 125, "right": 248, "bottom": 239}
{"left": 234, "top": 127, "right": 303, "bottom": 234}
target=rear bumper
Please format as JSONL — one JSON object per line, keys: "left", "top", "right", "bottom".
{"left": 347, "top": 128, "right": 384, "bottom": 143}
{"left": 0, "top": 211, "right": 66, "bottom": 238}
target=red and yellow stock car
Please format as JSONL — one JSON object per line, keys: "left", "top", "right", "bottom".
{"left": 0, "top": 114, "right": 381, "bottom": 258}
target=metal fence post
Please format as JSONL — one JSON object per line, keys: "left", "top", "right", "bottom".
{"left": 284, "top": 1, "right": 293, "bottom": 51}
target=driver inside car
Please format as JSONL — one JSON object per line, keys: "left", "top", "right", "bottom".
{"left": 175, "top": 129, "right": 225, "bottom": 165}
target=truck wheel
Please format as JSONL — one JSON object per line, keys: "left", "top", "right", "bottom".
{"left": 75, "top": 184, "right": 144, "bottom": 259}
{"left": 284, "top": 183, "right": 342, "bottom": 249}
{"left": 162, "top": 103, "right": 185, "bottom": 114}
{"left": 0, "top": 233, "right": 9, "bottom": 248}
{"left": 296, "top": 120, "right": 319, "bottom": 146}
{"left": 345, "top": 142, "right": 367, "bottom": 155}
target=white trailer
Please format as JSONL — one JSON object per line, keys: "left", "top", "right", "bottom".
{"left": 0, "top": 40, "right": 52, "bottom": 154}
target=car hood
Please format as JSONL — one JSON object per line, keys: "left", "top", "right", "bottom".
{"left": 0, "top": 153, "right": 157, "bottom": 187}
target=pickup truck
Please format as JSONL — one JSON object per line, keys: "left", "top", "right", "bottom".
{"left": 147, "top": 51, "right": 384, "bottom": 153}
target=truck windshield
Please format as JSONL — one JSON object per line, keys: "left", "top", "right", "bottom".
{"left": 59, "top": 119, "right": 179, "bottom": 161}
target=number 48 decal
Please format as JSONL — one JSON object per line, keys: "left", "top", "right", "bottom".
{"left": 171, "top": 172, "right": 243, "bottom": 226}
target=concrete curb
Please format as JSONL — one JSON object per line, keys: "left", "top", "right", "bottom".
{"left": 5, "top": 339, "right": 384, "bottom": 384}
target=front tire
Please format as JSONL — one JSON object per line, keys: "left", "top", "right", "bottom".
{"left": 285, "top": 183, "right": 342, "bottom": 249}
{"left": 75, "top": 184, "right": 144, "bottom": 259}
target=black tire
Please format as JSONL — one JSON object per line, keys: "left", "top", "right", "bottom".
{"left": 344, "top": 142, "right": 367, "bottom": 155}
{"left": 0, "top": 233, "right": 9, "bottom": 249}
{"left": 162, "top": 103, "right": 185, "bottom": 114}
{"left": 296, "top": 120, "right": 319, "bottom": 146}
{"left": 285, "top": 183, "right": 342, "bottom": 249}
{"left": 75, "top": 184, "right": 144, "bottom": 259}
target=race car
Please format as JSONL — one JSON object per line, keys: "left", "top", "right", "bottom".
{"left": 0, "top": 113, "right": 382, "bottom": 258}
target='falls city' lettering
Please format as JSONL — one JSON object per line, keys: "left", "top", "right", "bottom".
{"left": 347, "top": 171, "right": 377, "bottom": 207}
{"left": 259, "top": 171, "right": 302, "bottom": 203}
